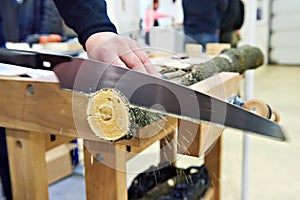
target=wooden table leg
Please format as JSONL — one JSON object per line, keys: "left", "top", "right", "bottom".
{"left": 204, "top": 133, "right": 222, "bottom": 200}
{"left": 6, "top": 129, "right": 48, "bottom": 200}
{"left": 160, "top": 130, "right": 177, "bottom": 164}
{"left": 84, "top": 142, "right": 127, "bottom": 200}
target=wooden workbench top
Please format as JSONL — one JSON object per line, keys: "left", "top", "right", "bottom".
{"left": 0, "top": 72, "right": 241, "bottom": 147}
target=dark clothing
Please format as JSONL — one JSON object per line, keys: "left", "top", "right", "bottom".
{"left": 0, "top": 0, "right": 64, "bottom": 42}
{"left": 182, "top": 0, "right": 228, "bottom": 49}
{"left": 41, "top": 0, "right": 64, "bottom": 34}
{"left": 219, "top": 31, "right": 233, "bottom": 44}
{"left": 0, "top": 10, "right": 5, "bottom": 47}
{"left": 53, "top": 0, "right": 117, "bottom": 49}
{"left": 0, "top": 128, "right": 12, "bottom": 200}
{"left": 220, "top": 0, "right": 244, "bottom": 32}
{"left": 145, "top": 32, "right": 150, "bottom": 45}
{"left": 182, "top": 0, "right": 228, "bottom": 35}
{"left": 0, "top": 0, "right": 117, "bottom": 48}
{"left": 185, "top": 32, "right": 219, "bottom": 49}
{"left": 0, "top": 0, "right": 19, "bottom": 42}
{"left": 219, "top": 0, "right": 244, "bottom": 46}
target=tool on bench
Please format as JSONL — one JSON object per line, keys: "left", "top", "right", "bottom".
{"left": 0, "top": 48, "right": 286, "bottom": 141}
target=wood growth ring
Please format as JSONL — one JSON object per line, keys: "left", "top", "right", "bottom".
{"left": 87, "top": 88, "right": 131, "bottom": 141}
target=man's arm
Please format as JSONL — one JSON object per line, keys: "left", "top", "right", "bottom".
{"left": 52, "top": 0, "right": 117, "bottom": 49}
{"left": 53, "top": 0, "right": 159, "bottom": 76}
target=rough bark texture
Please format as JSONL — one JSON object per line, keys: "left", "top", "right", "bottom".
{"left": 181, "top": 45, "right": 264, "bottom": 86}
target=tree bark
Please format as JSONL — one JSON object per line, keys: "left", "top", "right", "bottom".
{"left": 181, "top": 45, "right": 264, "bottom": 86}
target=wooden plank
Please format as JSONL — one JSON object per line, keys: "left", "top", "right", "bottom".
{"left": 177, "top": 119, "right": 201, "bottom": 156}
{"left": 6, "top": 129, "right": 49, "bottom": 200}
{"left": 182, "top": 72, "right": 241, "bottom": 200}
{"left": 46, "top": 144, "right": 73, "bottom": 184}
{"left": 0, "top": 77, "right": 80, "bottom": 138}
{"left": 83, "top": 116, "right": 176, "bottom": 163}
{"left": 188, "top": 117, "right": 224, "bottom": 200}
{"left": 177, "top": 122, "right": 222, "bottom": 200}
{"left": 201, "top": 188, "right": 215, "bottom": 200}
{"left": 203, "top": 126, "right": 223, "bottom": 200}
{"left": 160, "top": 131, "right": 177, "bottom": 164}
{"left": 0, "top": 72, "right": 239, "bottom": 145}
{"left": 121, "top": 116, "right": 178, "bottom": 155}
{"left": 178, "top": 72, "right": 240, "bottom": 157}
{"left": 84, "top": 143, "right": 127, "bottom": 200}
{"left": 45, "top": 134, "right": 75, "bottom": 151}
{"left": 206, "top": 43, "right": 231, "bottom": 57}
{"left": 189, "top": 72, "right": 241, "bottom": 99}
{"left": 0, "top": 76, "right": 178, "bottom": 147}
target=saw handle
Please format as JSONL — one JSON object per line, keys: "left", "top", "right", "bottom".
{"left": 0, "top": 48, "right": 71, "bottom": 70}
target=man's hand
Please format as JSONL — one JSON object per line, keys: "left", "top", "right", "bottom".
{"left": 85, "top": 32, "right": 160, "bottom": 76}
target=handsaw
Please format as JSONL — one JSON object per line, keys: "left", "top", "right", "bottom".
{"left": 0, "top": 48, "right": 286, "bottom": 141}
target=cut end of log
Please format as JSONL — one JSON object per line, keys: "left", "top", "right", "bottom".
{"left": 87, "top": 88, "right": 130, "bottom": 141}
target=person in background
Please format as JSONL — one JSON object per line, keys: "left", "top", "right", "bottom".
{"left": 0, "top": 0, "right": 159, "bottom": 75}
{"left": 53, "top": 0, "right": 159, "bottom": 75}
{"left": 0, "top": 0, "right": 64, "bottom": 43}
{"left": 219, "top": 0, "right": 244, "bottom": 47}
{"left": 0, "top": 10, "right": 5, "bottom": 48}
{"left": 182, "top": 0, "right": 228, "bottom": 50}
{"left": 144, "top": 0, "right": 174, "bottom": 45}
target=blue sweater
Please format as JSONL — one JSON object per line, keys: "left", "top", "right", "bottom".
{"left": 0, "top": 10, "right": 5, "bottom": 48}
{"left": 182, "top": 0, "right": 228, "bottom": 34}
{"left": 53, "top": 0, "right": 117, "bottom": 49}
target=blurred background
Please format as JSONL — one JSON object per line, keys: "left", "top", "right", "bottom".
{"left": 1, "top": 0, "right": 299, "bottom": 200}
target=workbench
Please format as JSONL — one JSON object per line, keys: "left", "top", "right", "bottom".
{"left": 0, "top": 71, "right": 241, "bottom": 200}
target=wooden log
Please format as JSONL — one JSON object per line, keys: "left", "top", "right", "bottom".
{"left": 87, "top": 71, "right": 242, "bottom": 141}
{"left": 181, "top": 45, "right": 264, "bottom": 86}
{"left": 87, "top": 88, "right": 164, "bottom": 141}
{"left": 87, "top": 88, "right": 131, "bottom": 141}
{"left": 161, "top": 70, "right": 186, "bottom": 80}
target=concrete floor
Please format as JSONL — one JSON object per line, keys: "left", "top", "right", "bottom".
{"left": 49, "top": 65, "right": 300, "bottom": 200}
{"left": 222, "top": 65, "right": 300, "bottom": 200}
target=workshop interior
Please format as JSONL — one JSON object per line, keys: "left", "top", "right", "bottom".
{"left": 0, "top": 0, "right": 299, "bottom": 199}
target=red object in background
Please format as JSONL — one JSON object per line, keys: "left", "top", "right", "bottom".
{"left": 39, "top": 34, "right": 62, "bottom": 44}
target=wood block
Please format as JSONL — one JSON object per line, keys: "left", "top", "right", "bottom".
{"left": 189, "top": 72, "right": 241, "bottom": 100}
{"left": 201, "top": 188, "right": 215, "bottom": 200}
{"left": 46, "top": 144, "right": 73, "bottom": 184}
{"left": 206, "top": 43, "right": 231, "bottom": 57}
{"left": 205, "top": 136, "right": 222, "bottom": 200}
{"left": 45, "top": 134, "right": 75, "bottom": 151}
{"left": 84, "top": 144, "right": 127, "bottom": 200}
{"left": 6, "top": 129, "right": 49, "bottom": 200}
{"left": 185, "top": 43, "right": 203, "bottom": 57}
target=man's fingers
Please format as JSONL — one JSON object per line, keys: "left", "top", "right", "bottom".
{"left": 111, "top": 58, "right": 127, "bottom": 68}
{"left": 119, "top": 51, "right": 148, "bottom": 74}
{"left": 133, "top": 48, "right": 161, "bottom": 77}
{"left": 127, "top": 42, "right": 161, "bottom": 77}
{"left": 86, "top": 32, "right": 161, "bottom": 76}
